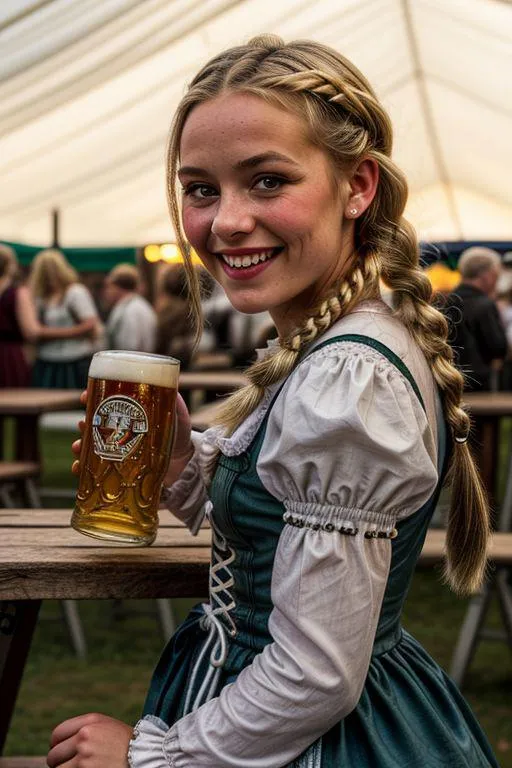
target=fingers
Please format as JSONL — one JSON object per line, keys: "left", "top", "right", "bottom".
{"left": 47, "top": 735, "right": 78, "bottom": 767}
{"left": 71, "top": 421, "right": 85, "bottom": 474}
{"left": 50, "top": 714, "right": 97, "bottom": 748}
{"left": 80, "top": 390, "right": 87, "bottom": 406}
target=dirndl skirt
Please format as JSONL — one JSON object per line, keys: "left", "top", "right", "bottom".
{"left": 32, "top": 355, "right": 91, "bottom": 389}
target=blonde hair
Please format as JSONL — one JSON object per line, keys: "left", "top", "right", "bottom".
{"left": 30, "top": 248, "right": 79, "bottom": 299}
{"left": 166, "top": 34, "right": 489, "bottom": 595}
{"left": 0, "top": 243, "right": 17, "bottom": 279}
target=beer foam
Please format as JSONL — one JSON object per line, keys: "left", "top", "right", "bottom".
{"left": 89, "top": 351, "right": 179, "bottom": 388}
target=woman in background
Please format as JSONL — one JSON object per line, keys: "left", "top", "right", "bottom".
{"left": 30, "top": 249, "right": 100, "bottom": 389}
{"left": 0, "top": 244, "right": 92, "bottom": 388}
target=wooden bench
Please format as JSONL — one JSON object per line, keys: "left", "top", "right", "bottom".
{"left": 0, "top": 462, "right": 40, "bottom": 508}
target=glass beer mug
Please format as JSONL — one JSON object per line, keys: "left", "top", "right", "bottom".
{"left": 71, "top": 350, "right": 180, "bottom": 545}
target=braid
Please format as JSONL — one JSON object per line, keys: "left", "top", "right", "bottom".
{"left": 375, "top": 173, "right": 489, "bottom": 595}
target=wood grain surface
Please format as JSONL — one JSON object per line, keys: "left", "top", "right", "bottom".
{"left": 0, "top": 509, "right": 210, "bottom": 600}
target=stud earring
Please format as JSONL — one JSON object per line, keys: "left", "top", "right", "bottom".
{"left": 349, "top": 208, "right": 358, "bottom": 216}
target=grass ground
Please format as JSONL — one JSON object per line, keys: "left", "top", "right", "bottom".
{"left": 3, "top": 426, "right": 512, "bottom": 762}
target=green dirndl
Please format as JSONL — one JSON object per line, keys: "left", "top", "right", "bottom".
{"left": 143, "top": 335, "right": 498, "bottom": 767}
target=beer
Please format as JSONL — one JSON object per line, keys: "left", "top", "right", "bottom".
{"left": 71, "top": 350, "right": 179, "bottom": 545}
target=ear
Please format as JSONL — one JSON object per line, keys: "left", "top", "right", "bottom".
{"left": 344, "top": 158, "right": 379, "bottom": 220}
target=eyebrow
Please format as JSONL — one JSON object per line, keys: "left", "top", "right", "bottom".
{"left": 235, "top": 152, "right": 299, "bottom": 169}
{"left": 178, "top": 152, "right": 299, "bottom": 177}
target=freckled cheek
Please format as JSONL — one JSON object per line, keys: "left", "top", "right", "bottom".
{"left": 182, "top": 208, "right": 213, "bottom": 251}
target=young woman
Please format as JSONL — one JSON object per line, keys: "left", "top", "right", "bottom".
{"left": 30, "top": 249, "right": 101, "bottom": 389}
{"left": 47, "top": 35, "right": 497, "bottom": 767}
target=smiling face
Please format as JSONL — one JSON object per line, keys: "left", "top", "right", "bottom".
{"left": 178, "top": 92, "right": 357, "bottom": 336}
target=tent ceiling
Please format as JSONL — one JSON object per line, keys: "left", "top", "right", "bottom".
{"left": 0, "top": 0, "right": 510, "bottom": 246}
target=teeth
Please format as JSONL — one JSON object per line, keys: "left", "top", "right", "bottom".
{"left": 221, "top": 250, "right": 276, "bottom": 268}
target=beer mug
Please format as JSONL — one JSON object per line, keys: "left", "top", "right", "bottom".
{"left": 71, "top": 350, "right": 180, "bottom": 545}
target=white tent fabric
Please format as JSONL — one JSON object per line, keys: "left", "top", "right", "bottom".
{"left": 0, "top": 0, "right": 511, "bottom": 247}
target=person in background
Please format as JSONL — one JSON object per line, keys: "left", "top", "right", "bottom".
{"left": 154, "top": 264, "right": 197, "bottom": 368}
{"left": 103, "top": 263, "right": 157, "bottom": 353}
{"left": 30, "top": 249, "right": 100, "bottom": 389}
{"left": 48, "top": 35, "right": 496, "bottom": 768}
{"left": 0, "top": 244, "right": 32, "bottom": 387}
{"left": 202, "top": 281, "right": 273, "bottom": 366}
{"left": 495, "top": 266, "right": 512, "bottom": 390}
{"left": 444, "top": 246, "right": 507, "bottom": 391}
{"left": 1, "top": 245, "right": 95, "bottom": 388}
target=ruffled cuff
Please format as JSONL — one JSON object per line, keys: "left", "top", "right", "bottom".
{"left": 128, "top": 716, "right": 170, "bottom": 768}
{"left": 160, "top": 450, "right": 207, "bottom": 535}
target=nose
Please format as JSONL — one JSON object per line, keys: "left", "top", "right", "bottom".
{"left": 210, "top": 192, "right": 255, "bottom": 241}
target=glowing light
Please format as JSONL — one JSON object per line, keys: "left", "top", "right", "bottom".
{"left": 425, "top": 263, "right": 461, "bottom": 293}
{"left": 160, "top": 243, "right": 180, "bottom": 263}
{"left": 143, "top": 243, "right": 203, "bottom": 266}
{"left": 144, "top": 244, "right": 161, "bottom": 263}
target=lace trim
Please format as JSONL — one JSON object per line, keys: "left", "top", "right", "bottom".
{"left": 128, "top": 716, "right": 168, "bottom": 768}
{"left": 284, "top": 500, "right": 397, "bottom": 534}
{"left": 199, "top": 385, "right": 278, "bottom": 458}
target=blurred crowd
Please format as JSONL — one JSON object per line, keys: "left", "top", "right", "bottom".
{"left": 2, "top": 242, "right": 512, "bottom": 394}
{"left": 0, "top": 244, "right": 275, "bottom": 390}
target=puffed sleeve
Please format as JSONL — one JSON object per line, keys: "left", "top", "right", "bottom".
{"left": 258, "top": 341, "right": 438, "bottom": 525}
{"left": 131, "top": 344, "right": 439, "bottom": 767}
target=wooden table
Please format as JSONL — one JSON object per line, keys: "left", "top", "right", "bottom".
{"left": 0, "top": 390, "right": 83, "bottom": 463}
{"left": 1, "top": 509, "right": 511, "bottom": 751}
{"left": 0, "top": 508, "right": 210, "bottom": 754}
{"left": 0, "top": 370, "right": 248, "bottom": 465}
{"left": 463, "top": 391, "right": 512, "bottom": 503}
{"left": 179, "top": 370, "right": 247, "bottom": 394}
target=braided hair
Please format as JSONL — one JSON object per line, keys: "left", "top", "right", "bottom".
{"left": 166, "top": 34, "right": 489, "bottom": 595}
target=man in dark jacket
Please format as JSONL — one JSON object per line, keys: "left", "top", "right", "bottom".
{"left": 444, "top": 247, "right": 508, "bottom": 391}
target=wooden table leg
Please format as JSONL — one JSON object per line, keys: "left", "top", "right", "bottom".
{"left": 471, "top": 414, "right": 499, "bottom": 512}
{"left": 14, "top": 415, "right": 40, "bottom": 463}
{"left": 0, "top": 600, "right": 41, "bottom": 755}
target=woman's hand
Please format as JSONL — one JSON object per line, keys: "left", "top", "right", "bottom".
{"left": 47, "top": 713, "right": 133, "bottom": 768}
{"left": 71, "top": 390, "right": 88, "bottom": 475}
{"left": 164, "top": 392, "right": 194, "bottom": 486}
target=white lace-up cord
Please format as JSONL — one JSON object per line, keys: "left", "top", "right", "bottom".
{"left": 183, "top": 527, "right": 237, "bottom": 714}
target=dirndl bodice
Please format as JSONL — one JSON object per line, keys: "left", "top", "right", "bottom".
{"left": 143, "top": 335, "right": 497, "bottom": 767}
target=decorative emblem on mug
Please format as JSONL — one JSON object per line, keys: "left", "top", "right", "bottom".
{"left": 92, "top": 396, "right": 148, "bottom": 462}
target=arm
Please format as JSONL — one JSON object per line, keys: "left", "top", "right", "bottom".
{"left": 39, "top": 317, "right": 97, "bottom": 340}
{"left": 130, "top": 345, "right": 439, "bottom": 766}
{"left": 14, "top": 285, "right": 42, "bottom": 342}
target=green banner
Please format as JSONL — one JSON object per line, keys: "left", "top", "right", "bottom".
{"left": 1, "top": 240, "right": 138, "bottom": 272}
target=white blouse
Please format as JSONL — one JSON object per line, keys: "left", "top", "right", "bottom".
{"left": 129, "top": 301, "right": 440, "bottom": 768}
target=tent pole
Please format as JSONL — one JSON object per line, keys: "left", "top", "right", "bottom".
{"left": 51, "top": 209, "right": 60, "bottom": 248}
